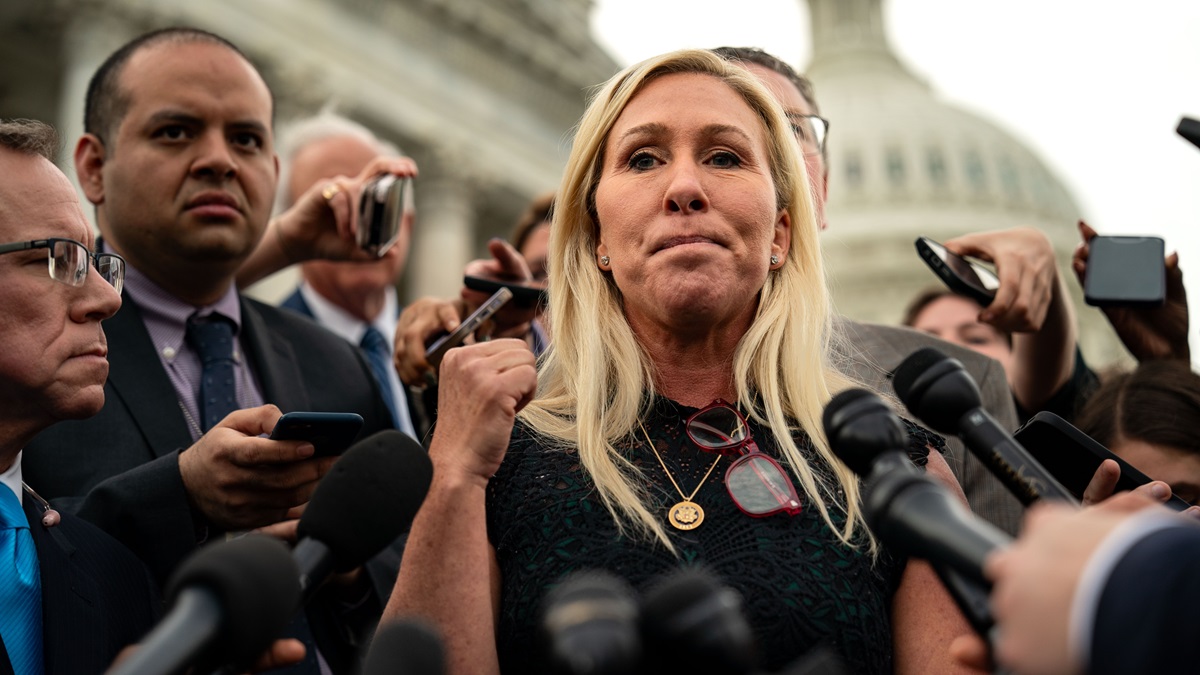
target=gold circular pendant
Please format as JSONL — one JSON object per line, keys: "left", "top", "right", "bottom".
{"left": 668, "top": 501, "right": 704, "bottom": 530}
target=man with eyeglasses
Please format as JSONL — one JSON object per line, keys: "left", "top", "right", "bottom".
{"left": 712, "top": 46, "right": 1026, "bottom": 536}
{"left": 21, "top": 28, "right": 404, "bottom": 674}
{"left": 0, "top": 118, "right": 159, "bottom": 674}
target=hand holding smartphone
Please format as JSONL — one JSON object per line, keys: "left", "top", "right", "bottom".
{"left": 424, "top": 287, "right": 514, "bottom": 368}
{"left": 464, "top": 275, "right": 546, "bottom": 308}
{"left": 269, "top": 412, "right": 364, "bottom": 457}
{"left": 914, "top": 236, "right": 1000, "bottom": 307}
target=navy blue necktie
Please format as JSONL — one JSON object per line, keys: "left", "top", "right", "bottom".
{"left": 360, "top": 326, "right": 403, "bottom": 430}
{"left": 186, "top": 314, "right": 238, "bottom": 431}
{"left": 0, "top": 486, "right": 42, "bottom": 675}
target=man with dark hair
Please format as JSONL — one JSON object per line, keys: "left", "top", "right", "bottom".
{"left": 0, "top": 118, "right": 158, "bottom": 674}
{"left": 22, "top": 28, "right": 401, "bottom": 674}
{"left": 713, "top": 46, "right": 1027, "bottom": 534}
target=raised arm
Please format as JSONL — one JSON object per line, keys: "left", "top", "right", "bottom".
{"left": 945, "top": 227, "right": 1077, "bottom": 414}
{"left": 383, "top": 339, "right": 536, "bottom": 675}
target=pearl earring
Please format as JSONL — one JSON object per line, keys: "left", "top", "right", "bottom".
{"left": 770, "top": 254, "right": 780, "bottom": 265}
{"left": 600, "top": 255, "right": 610, "bottom": 266}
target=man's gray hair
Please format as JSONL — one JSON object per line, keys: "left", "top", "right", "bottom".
{"left": 0, "top": 119, "right": 59, "bottom": 162}
{"left": 274, "top": 111, "right": 402, "bottom": 213}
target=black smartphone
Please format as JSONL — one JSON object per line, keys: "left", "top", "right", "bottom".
{"left": 269, "top": 412, "right": 364, "bottom": 457}
{"left": 914, "top": 237, "right": 1000, "bottom": 307}
{"left": 464, "top": 275, "right": 546, "bottom": 308}
{"left": 1083, "top": 235, "right": 1166, "bottom": 308}
{"left": 357, "top": 174, "right": 413, "bottom": 256}
{"left": 1013, "top": 411, "right": 1191, "bottom": 511}
{"left": 424, "top": 287, "right": 514, "bottom": 368}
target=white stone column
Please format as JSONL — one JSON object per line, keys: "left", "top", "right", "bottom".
{"left": 408, "top": 167, "right": 476, "bottom": 302}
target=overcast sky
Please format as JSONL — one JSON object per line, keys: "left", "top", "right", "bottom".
{"left": 591, "top": 0, "right": 1200, "bottom": 356}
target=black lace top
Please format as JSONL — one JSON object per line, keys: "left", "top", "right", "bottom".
{"left": 486, "top": 395, "right": 943, "bottom": 673}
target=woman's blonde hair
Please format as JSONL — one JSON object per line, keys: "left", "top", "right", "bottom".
{"left": 519, "top": 49, "right": 866, "bottom": 551}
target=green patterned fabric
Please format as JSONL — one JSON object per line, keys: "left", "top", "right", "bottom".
{"left": 486, "top": 394, "right": 942, "bottom": 673}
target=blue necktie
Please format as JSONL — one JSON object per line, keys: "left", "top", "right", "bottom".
{"left": 359, "top": 326, "right": 405, "bottom": 432}
{"left": 186, "top": 314, "right": 238, "bottom": 431}
{"left": 0, "top": 486, "right": 42, "bottom": 675}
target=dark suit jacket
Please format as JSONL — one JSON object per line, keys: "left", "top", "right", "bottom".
{"left": 17, "top": 492, "right": 160, "bottom": 674}
{"left": 22, "top": 291, "right": 394, "bottom": 673}
{"left": 23, "top": 291, "right": 393, "bottom": 584}
{"left": 281, "top": 287, "right": 435, "bottom": 443}
{"left": 834, "top": 318, "right": 1025, "bottom": 535}
{"left": 1091, "top": 523, "right": 1200, "bottom": 674}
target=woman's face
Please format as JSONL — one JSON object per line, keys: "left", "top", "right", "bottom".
{"left": 911, "top": 294, "right": 1014, "bottom": 375}
{"left": 593, "top": 72, "right": 790, "bottom": 335}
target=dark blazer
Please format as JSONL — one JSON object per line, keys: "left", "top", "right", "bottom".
{"left": 281, "top": 287, "right": 435, "bottom": 443}
{"left": 834, "top": 318, "right": 1025, "bottom": 535}
{"left": 1091, "top": 523, "right": 1200, "bottom": 674}
{"left": 22, "top": 291, "right": 393, "bottom": 583}
{"left": 19, "top": 492, "right": 160, "bottom": 674}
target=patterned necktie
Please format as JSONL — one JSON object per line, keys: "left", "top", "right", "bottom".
{"left": 359, "top": 326, "right": 406, "bottom": 433}
{"left": 0, "top": 486, "right": 42, "bottom": 675}
{"left": 186, "top": 314, "right": 238, "bottom": 431}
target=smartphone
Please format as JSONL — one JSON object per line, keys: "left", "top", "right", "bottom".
{"left": 1083, "top": 235, "right": 1166, "bottom": 308}
{"left": 1013, "top": 411, "right": 1191, "bottom": 511}
{"left": 357, "top": 174, "right": 414, "bottom": 257}
{"left": 914, "top": 237, "right": 1000, "bottom": 307}
{"left": 269, "top": 412, "right": 364, "bottom": 457}
{"left": 424, "top": 287, "right": 513, "bottom": 368}
{"left": 464, "top": 275, "right": 546, "bottom": 308}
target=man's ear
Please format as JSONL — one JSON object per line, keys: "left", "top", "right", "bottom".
{"left": 74, "top": 134, "right": 107, "bottom": 206}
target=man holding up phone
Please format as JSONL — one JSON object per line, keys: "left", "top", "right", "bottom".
{"left": 273, "top": 112, "right": 419, "bottom": 441}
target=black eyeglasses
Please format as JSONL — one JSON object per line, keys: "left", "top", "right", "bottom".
{"left": 686, "top": 400, "right": 802, "bottom": 518}
{"left": 0, "top": 238, "right": 125, "bottom": 294}
{"left": 789, "top": 114, "right": 829, "bottom": 155}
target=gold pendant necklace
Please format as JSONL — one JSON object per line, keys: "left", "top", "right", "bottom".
{"left": 638, "top": 420, "right": 721, "bottom": 531}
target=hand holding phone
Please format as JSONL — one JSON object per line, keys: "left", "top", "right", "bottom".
{"left": 915, "top": 236, "right": 1000, "bottom": 307}
{"left": 269, "top": 412, "right": 364, "bottom": 457}
{"left": 424, "top": 287, "right": 513, "bottom": 368}
{"left": 357, "top": 173, "right": 414, "bottom": 257}
{"left": 464, "top": 275, "right": 546, "bottom": 307}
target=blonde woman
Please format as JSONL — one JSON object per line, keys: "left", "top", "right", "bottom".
{"left": 385, "top": 49, "right": 975, "bottom": 674}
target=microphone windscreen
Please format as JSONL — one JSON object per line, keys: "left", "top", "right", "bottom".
{"left": 641, "top": 567, "right": 756, "bottom": 675}
{"left": 541, "top": 570, "right": 641, "bottom": 675}
{"left": 822, "top": 388, "right": 906, "bottom": 476}
{"left": 1178, "top": 116, "right": 1200, "bottom": 151}
{"left": 164, "top": 535, "right": 300, "bottom": 666}
{"left": 891, "top": 347, "right": 947, "bottom": 405}
{"left": 298, "top": 430, "right": 433, "bottom": 572}
{"left": 362, "top": 619, "right": 445, "bottom": 675}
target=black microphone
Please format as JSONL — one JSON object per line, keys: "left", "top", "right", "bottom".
{"left": 293, "top": 429, "right": 433, "bottom": 601}
{"left": 640, "top": 567, "right": 756, "bottom": 675}
{"left": 893, "top": 348, "right": 1076, "bottom": 505}
{"left": 823, "top": 389, "right": 1012, "bottom": 586}
{"left": 361, "top": 619, "right": 445, "bottom": 675}
{"left": 1178, "top": 116, "right": 1200, "bottom": 151}
{"left": 109, "top": 535, "right": 301, "bottom": 675}
{"left": 541, "top": 570, "right": 641, "bottom": 675}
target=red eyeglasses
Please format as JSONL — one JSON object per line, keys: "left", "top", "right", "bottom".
{"left": 686, "top": 400, "right": 802, "bottom": 518}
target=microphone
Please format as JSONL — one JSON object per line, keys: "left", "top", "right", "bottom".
{"left": 540, "top": 570, "right": 641, "bottom": 675}
{"left": 293, "top": 429, "right": 433, "bottom": 601}
{"left": 823, "top": 389, "right": 1011, "bottom": 586}
{"left": 1178, "top": 116, "right": 1200, "bottom": 151}
{"left": 892, "top": 347, "right": 1076, "bottom": 505}
{"left": 640, "top": 567, "right": 756, "bottom": 675}
{"left": 361, "top": 619, "right": 445, "bottom": 675}
{"left": 109, "top": 535, "right": 301, "bottom": 675}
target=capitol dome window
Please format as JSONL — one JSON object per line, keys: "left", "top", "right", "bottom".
{"left": 926, "top": 148, "right": 947, "bottom": 186}
{"left": 999, "top": 157, "right": 1021, "bottom": 200}
{"left": 964, "top": 150, "right": 987, "bottom": 191}
{"left": 844, "top": 151, "right": 863, "bottom": 189}
{"left": 886, "top": 148, "right": 906, "bottom": 187}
